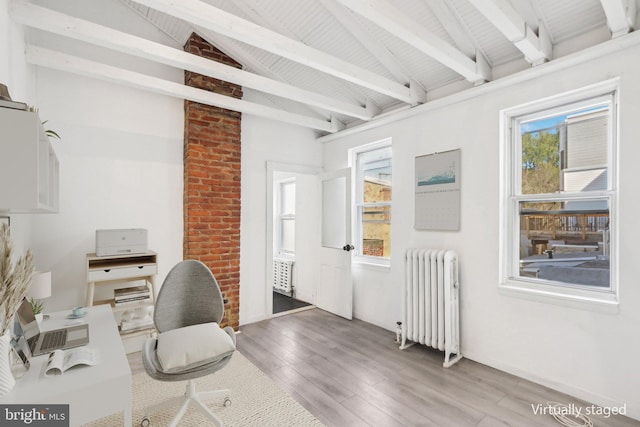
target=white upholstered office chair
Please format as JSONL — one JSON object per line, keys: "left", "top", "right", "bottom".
{"left": 140, "top": 260, "right": 236, "bottom": 427}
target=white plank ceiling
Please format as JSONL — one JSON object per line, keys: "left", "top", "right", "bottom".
{"left": 13, "top": 0, "right": 638, "bottom": 135}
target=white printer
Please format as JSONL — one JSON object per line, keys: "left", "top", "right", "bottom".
{"left": 95, "top": 229, "right": 148, "bottom": 257}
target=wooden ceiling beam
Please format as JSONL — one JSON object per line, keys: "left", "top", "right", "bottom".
{"left": 25, "top": 46, "right": 343, "bottom": 133}
{"left": 219, "top": 0, "right": 377, "bottom": 114}
{"left": 467, "top": 0, "right": 551, "bottom": 66}
{"left": 130, "top": 0, "right": 418, "bottom": 104}
{"left": 11, "top": 1, "right": 372, "bottom": 121}
{"left": 426, "top": 0, "right": 478, "bottom": 58}
{"left": 317, "top": 0, "right": 412, "bottom": 85}
{"left": 600, "top": 0, "right": 636, "bottom": 38}
{"left": 318, "top": 0, "right": 426, "bottom": 104}
{"left": 334, "top": 0, "right": 491, "bottom": 84}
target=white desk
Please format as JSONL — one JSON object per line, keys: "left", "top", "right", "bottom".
{"left": 0, "top": 304, "right": 132, "bottom": 426}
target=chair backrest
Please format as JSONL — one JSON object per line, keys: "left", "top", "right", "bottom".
{"left": 154, "top": 260, "right": 225, "bottom": 333}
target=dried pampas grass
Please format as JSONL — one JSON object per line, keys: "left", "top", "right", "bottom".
{"left": 0, "top": 223, "right": 34, "bottom": 336}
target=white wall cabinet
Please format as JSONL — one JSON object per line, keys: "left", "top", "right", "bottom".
{"left": 0, "top": 107, "right": 59, "bottom": 213}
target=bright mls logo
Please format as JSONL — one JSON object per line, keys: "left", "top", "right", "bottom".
{"left": 1, "top": 405, "right": 69, "bottom": 426}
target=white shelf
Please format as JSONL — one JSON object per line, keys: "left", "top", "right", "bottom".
{"left": 86, "top": 251, "right": 158, "bottom": 337}
{"left": 94, "top": 298, "right": 155, "bottom": 313}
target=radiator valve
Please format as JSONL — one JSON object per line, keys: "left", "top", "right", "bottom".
{"left": 395, "top": 321, "right": 402, "bottom": 343}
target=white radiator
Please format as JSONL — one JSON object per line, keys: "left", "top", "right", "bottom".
{"left": 273, "top": 259, "right": 294, "bottom": 296}
{"left": 401, "top": 248, "right": 462, "bottom": 368}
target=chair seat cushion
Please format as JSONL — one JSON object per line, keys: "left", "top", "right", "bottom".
{"left": 156, "top": 322, "right": 236, "bottom": 373}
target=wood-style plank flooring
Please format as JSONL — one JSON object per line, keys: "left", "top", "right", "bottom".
{"left": 235, "top": 309, "right": 639, "bottom": 427}
{"left": 128, "top": 308, "right": 640, "bottom": 426}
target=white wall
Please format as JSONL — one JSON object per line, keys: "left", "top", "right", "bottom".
{"left": 31, "top": 72, "right": 184, "bottom": 311}
{"left": 1, "top": 0, "right": 37, "bottom": 258}
{"left": 1, "top": 1, "right": 185, "bottom": 312}
{"left": 240, "top": 113, "right": 322, "bottom": 325}
{"left": 322, "top": 39, "right": 640, "bottom": 419}
{"left": 0, "top": 0, "right": 34, "bottom": 102}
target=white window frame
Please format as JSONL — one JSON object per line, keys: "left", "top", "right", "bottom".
{"left": 499, "top": 79, "right": 619, "bottom": 307}
{"left": 350, "top": 138, "right": 392, "bottom": 267}
{"left": 276, "top": 178, "right": 296, "bottom": 257}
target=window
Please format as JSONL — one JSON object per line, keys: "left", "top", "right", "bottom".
{"left": 501, "top": 80, "right": 618, "bottom": 304}
{"left": 352, "top": 140, "right": 392, "bottom": 264}
{"left": 277, "top": 179, "right": 296, "bottom": 255}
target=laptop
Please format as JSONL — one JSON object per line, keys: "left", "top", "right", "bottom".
{"left": 15, "top": 298, "right": 90, "bottom": 356}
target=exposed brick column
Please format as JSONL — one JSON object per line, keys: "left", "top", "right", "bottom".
{"left": 184, "top": 33, "right": 242, "bottom": 329}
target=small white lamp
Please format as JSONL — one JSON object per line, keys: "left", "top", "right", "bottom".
{"left": 29, "top": 271, "right": 52, "bottom": 321}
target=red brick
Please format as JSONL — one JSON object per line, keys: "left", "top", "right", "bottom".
{"left": 183, "top": 33, "right": 241, "bottom": 330}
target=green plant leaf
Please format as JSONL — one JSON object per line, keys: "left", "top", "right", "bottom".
{"left": 29, "top": 297, "right": 44, "bottom": 315}
{"left": 46, "top": 129, "right": 61, "bottom": 139}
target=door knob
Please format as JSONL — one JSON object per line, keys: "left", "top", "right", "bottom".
{"left": 342, "top": 244, "right": 355, "bottom": 252}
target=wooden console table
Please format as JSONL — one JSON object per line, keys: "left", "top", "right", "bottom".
{"left": 86, "top": 251, "right": 157, "bottom": 337}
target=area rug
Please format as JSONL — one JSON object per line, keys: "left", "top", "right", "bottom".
{"left": 83, "top": 352, "right": 323, "bottom": 426}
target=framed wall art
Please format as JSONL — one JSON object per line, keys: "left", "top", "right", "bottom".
{"left": 414, "top": 149, "right": 460, "bottom": 231}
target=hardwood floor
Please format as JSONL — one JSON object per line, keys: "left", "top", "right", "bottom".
{"left": 235, "top": 308, "right": 640, "bottom": 427}
{"left": 126, "top": 309, "right": 639, "bottom": 426}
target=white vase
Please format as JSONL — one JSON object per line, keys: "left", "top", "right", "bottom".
{"left": 35, "top": 313, "right": 43, "bottom": 324}
{"left": 0, "top": 333, "right": 16, "bottom": 397}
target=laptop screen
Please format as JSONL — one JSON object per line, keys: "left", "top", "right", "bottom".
{"left": 15, "top": 298, "right": 41, "bottom": 344}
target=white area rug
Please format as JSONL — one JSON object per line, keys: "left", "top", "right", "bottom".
{"left": 84, "top": 352, "right": 323, "bottom": 426}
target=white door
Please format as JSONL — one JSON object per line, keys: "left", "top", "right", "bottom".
{"left": 317, "top": 168, "right": 353, "bottom": 320}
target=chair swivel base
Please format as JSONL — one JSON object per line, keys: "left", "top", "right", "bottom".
{"left": 140, "top": 380, "right": 231, "bottom": 427}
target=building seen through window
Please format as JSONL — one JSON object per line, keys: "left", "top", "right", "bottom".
{"left": 355, "top": 144, "right": 392, "bottom": 260}
{"left": 516, "top": 102, "right": 612, "bottom": 289}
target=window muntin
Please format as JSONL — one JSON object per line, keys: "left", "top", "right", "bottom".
{"left": 354, "top": 143, "right": 392, "bottom": 262}
{"left": 504, "top": 86, "right": 617, "bottom": 300}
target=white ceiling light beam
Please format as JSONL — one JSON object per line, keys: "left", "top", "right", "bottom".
{"left": 11, "top": 1, "right": 372, "bottom": 121}
{"left": 467, "top": 0, "right": 551, "bottom": 66}
{"left": 333, "top": 0, "right": 490, "bottom": 84}
{"left": 130, "top": 0, "right": 417, "bottom": 104}
{"left": 600, "top": 0, "right": 637, "bottom": 38}
{"left": 25, "top": 46, "right": 343, "bottom": 133}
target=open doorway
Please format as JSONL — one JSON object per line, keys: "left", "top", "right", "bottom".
{"left": 272, "top": 176, "right": 311, "bottom": 314}
{"left": 266, "top": 163, "right": 321, "bottom": 317}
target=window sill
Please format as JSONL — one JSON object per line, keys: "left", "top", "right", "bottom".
{"left": 499, "top": 280, "right": 619, "bottom": 314}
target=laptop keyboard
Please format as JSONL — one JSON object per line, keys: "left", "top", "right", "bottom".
{"left": 41, "top": 330, "right": 67, "bottom": 351}
{"left": 27, "top": 336, "right": 38, "bottom": 353}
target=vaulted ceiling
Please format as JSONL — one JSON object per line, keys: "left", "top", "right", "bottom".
{"left": 13, "top": 0, "right": 639, "bottom": 135}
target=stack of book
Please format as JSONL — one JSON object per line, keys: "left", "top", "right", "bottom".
{"left": 120, "top": 317, "right": 154, "bottom": 333}
{"left": 114, "top": 286, "right": 151, "bottom": 306}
